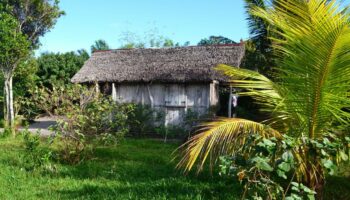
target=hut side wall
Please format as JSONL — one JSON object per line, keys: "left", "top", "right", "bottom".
{"left": 114, "top": 83, "right": 216, "bottom": 125}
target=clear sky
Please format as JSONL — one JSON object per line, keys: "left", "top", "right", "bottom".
{"left": 37, "top": 0, "right": 350, "bottom": 54}
{"left": 37, "top": 0, "right": 250, "bottom": 54}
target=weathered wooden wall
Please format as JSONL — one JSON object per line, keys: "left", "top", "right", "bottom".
{"left": 111, "top": 82, "right": 219, "bottom": 125}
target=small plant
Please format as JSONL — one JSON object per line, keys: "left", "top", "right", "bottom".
{"left": 15, "top": 95, "right": 41, "bottom": 121}
{"left": 218, "top": 133, "right": 350, "bottom": 199}
{"left": 20, "top": 129, "right": 55, "bottom": 173}
{"left": 128, "top": 104, "right": 165, "bottom": 136}
{"left": 0, "top": 127, "right": 12, "bottom": 138}
{"left": 51, "top": 85, "right": 134, "bottom": 164}
{"left": 155, "top": 125, "right": 186, "bottom": 142}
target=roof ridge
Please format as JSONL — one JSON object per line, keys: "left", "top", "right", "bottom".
{"left": 92, "top": 42, "right": 245, "bottom": 54}
{"left": 73, "top": 43, "right": 246, "bottom": 83}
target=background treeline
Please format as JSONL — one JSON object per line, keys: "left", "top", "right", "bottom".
{"left": 4, "top": 34, "right": 254, "bottom": 122}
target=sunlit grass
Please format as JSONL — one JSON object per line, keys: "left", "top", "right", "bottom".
{"left": 0, "top": 136, "right": 347, "bottom": 199}
{"left": 0, "top": 137, "right": 242, "bottom": 200}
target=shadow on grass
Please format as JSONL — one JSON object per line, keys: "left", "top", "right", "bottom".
{"left": 56, "top": 178, "right": 240, "bottom": 200}
{"left": 54, "top": 139, "right": 242, "bottom": 199}
{"left": 1, "top": 137, "right": 348, "bottom": 199}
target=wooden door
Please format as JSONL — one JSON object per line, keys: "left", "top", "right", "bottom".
{"left": 164, "top": 84, "right": 186, "bottom": 125}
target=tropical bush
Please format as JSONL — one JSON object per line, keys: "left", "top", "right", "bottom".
{"left": 20, "top": 129, "right": 56, "bottom": 173}
{"left": 36, "top": 50, "right": 89, "bottom": 88}
{"left": 128, "top": 104, "right": 165, "bottom": 136}
{"left": 54, "top": 92, "right": 133, "bottom": 163}
{"left": 30, "top": 84, "right": 84, "bottom": 116}
{"left": 31, "top": 84, "right": 134, "bottom": 164}
{"left": 177, "top": 1, "right": 350, "bottom": 199}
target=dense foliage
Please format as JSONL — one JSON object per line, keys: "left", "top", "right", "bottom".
{"left": 0, "top": 0, "right": 64, "bottom": 48}
{"left": 91, "top": 40, "right": 110, "bottom": 53}
{"left": 32, "top": 84, "right": 134, "bottom": 163}
{"left": 0, "top": 13, "right": 29, "bottom": 68}
{"left": 177, "top": 1, "right": 350, "bottom": 199}
{"left": 197, "top": 36, "right": 237, "bottom": 46}
{"left": 219, "top": 134, "right": 349, "bottom": 199}
{"left": 241, "top": 0, "right": 274, "bottom": 74}
{"left": 0, "top": 0, "right": 63, "bottom": 128}
{"left": 36, "top": 50, "right": 89, "bottom": 87}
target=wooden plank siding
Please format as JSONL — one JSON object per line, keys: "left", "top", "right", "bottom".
{"left": 112, "top": 82, "right": 219, "bottom": 125}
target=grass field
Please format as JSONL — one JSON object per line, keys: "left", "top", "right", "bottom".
{"left": 0, "top": 137, "right": 348, "bottom": 199}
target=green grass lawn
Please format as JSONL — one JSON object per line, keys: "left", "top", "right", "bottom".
{"left": 0, "top": 137, "right": 348, "bottom": 200}
{"left": 0, "top": 137, "right": 242, "bottom": 200}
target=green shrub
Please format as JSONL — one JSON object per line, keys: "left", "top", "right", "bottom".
{"left": 15, "top": 95, "right": 41, "bottom": 121}
{"left": 155, "top": 125, "right": 186, "bottom": 142}
{"left": 128, "top": 104, "right": 165, "bottom": 136}
{"left": 49, "top": 85, "right": 134, "bottom": 164}
{"left": 218, "top": 133, "right": 350, "bottom": 199}
{"left": 20, "top": 129, "right": 56, "bottom": 173}
{"left": 128, "top": 106, "right": 217, "bottom": 140}
{"left": 0, "top": 127, "right": 12, "bottom": 138}
{"left": 30, "top": 84, "right": 83, "bottom": 116}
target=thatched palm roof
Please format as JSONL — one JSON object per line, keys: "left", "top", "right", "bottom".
{"left": 71, "top": 44, "right": 245, "bottom": 83}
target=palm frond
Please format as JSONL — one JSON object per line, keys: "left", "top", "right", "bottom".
{"left": 251, "top": 0, "right": 350, "bottom": 138}
{"left": 216, "top": 64, "right": 288, "bottom": 128}
{"left": 244, "top": 0, "right": 270, "bottom": 52}
{"left": 176, "top": 118, "right": 281, "bottom": 172}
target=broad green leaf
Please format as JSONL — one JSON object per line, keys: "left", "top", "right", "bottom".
{"left": 277, "top": 169, "right": 287, "bottom": 179}
{"left": 278, "top": 162, "right": 291, "bottom": 172}
{"left": 340, "top": 151, "right": 348, "bottom": 161}
{"left": 282, "top": 151, "right": 294, "bottom": 162}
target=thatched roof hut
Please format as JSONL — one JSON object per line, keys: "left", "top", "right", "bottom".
{"left": 71, "top": 44, "right": 245, "bottom": 84}
{"left": 71, "top": 44, "right": 245, "bottom": 126}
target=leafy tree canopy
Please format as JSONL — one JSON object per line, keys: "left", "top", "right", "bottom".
{"left": 0, "top": 12, "right": 30, "bottom": 74}
{"left": 197, "top": 36, "right": 237, "bottom": 46}
{"left": 0, "top": 0, "right": 64, "bottom": 49}
{"left": 36, "top": 50, "right": 89, "bottom": 87}
{"left": 241, "top": 0, "right": 275, "bottom": 74}
{"left": 0, "top": 0, "right": 63, "bottom": 128}
{"left": 178, "top": 0, "right": 350, "bottom": 198}
{"left": 91, "top": 39, "right": 110, "bottom": 53}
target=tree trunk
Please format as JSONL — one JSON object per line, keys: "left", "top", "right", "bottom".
{"left": 4, "top": 76, "right": 15, "bottom": 133}
{"left": 304, "top": 151, "right": 325, "bottom": 200}
{"left": 312, "top": 164, "right": 325, "bottom": 200}
{"left": 314, "top": 179, "right": 325, "bottom": 200}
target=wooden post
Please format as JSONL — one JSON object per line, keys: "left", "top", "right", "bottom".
{"left": 164, "top": 107, "right": 168, "bottom": 143}
{"left": 147, "top": 85, "right": 154, "bottom": 108}
{"left": 228, "top": 86, "right": 232, "bottom": 118}
{"left": 95, "top": 82, "right": 100, "bottom": 94}
{"left": 112, "top": 83, "right": 117, "bottom": 101}
{"left": 184, "top": 85, "right": 188, "bottom": 113}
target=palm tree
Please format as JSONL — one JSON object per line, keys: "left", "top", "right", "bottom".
{"left": 178, "top": 0, "right": 350, "bottom": 197}
{"left": 241, "top": 0, "right": 274, "bottom": 74}
{"left": 244, "top": 0, "right": 269, "bottom": 54}
{"left": 91, "top": 39, "right": 110, "bottom": 53}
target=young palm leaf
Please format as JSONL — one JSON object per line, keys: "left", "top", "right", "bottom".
{"left": 177, "top": 0, "right": 350, "bottom": 191}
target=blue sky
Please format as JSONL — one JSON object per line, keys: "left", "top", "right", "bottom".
{"left": 37, "top": 0, "right": 350, "bottom": 54}
{"left": 37, "top": 0, "right": 249, "bottom": 54}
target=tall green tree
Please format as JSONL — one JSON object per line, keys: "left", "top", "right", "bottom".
{"left": 91, "top": 39, "right": 110, "bottom": 53}
{"left": 197, "top": 36, "right": 237, "bottom": 46}
{"left": 0, "top": 0, "right": 63, "bottom": 129}
{"left": 36, "top": 50, "right": 89, "bottom": 87}
{"left": 241, "top": 0, "right": 275, "bottom": 75}
{"left": 0, "top": 13, "right": 30, "bottom": 127}
{"left": 178, "top": 0, "right": 350, "bottom": 198}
